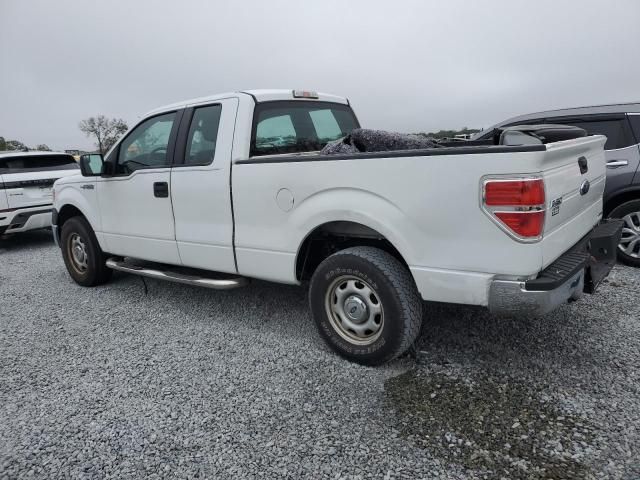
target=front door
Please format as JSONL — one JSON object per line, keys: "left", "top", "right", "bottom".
{"left": 98, "top": 110, "right": 182, "bottom": 264}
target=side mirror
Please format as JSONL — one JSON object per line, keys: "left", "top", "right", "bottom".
{"left": 79, "top": 153, "right": 103, "bottom": 176}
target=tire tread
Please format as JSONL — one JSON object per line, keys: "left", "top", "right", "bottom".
{"left": 311, "top": 246, "right": 423, "bottom": 364}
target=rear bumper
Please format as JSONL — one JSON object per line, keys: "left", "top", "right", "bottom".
{"left": 488, "top": 219, "right": 623, "bottom": 316}
{"left": 0, "top": 204, "right": 53, "bottom": 235}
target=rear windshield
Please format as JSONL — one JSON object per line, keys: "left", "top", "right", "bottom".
{"left": 251, "top": 101, "right": 359, "bottom": 157}
{"left": 0, "top": 154, "right": 79, "bottom": 173}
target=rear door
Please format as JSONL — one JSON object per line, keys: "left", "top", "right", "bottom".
{"left": 0, "top": 154, "right": 79, "bottom": 210}
{"left": 170, "top": 98, "right": 238, "bottom": 273}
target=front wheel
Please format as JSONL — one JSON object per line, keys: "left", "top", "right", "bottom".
{"left": 60, "top": 216, "right": 112, "bottom": 286}
{"left": 609, "top": 199, "right": 640, "bottom": 267}
{"left": 309, "top": 246, "right": 423, "bottom": 365}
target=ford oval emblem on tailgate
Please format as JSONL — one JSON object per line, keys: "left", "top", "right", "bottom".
{"left": 579, "top": 179, "right": 590, "bottom": 196}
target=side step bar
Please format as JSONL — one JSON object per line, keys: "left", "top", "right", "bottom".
{"left": 106, "top": 258, "right": 248, "bottom": 290}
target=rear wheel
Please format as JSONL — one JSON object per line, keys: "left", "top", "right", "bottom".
{"left": 309, "top": 246, "right": 423, "bottom": 365}
{"left": 61, "top": 216, "right": 112, "bottom": 286}
{"left": 609, "top": 199, "right": 640, "bottom": 267}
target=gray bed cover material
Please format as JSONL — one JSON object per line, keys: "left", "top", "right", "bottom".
{"left": 321, "top": 129, "right": 441, "bottom": 155}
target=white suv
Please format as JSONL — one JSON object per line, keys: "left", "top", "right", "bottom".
{"left": 0, "top": 151, "right": 79, "bottom": 236}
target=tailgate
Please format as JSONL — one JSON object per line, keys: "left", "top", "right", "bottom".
{"left": 3, "top": 169, "right": 79, "bottom": 210}
{"left": 540, "top": 135, "right": 607, "bottom": 268}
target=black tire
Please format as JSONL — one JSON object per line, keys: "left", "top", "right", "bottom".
{"left": 60, "top": 216, "right": 112, "bottom": 286}
{"left": 608, "top": 199, "right": 640, "bottom": 267}
{"left": 309, "top": 246, "right": 423, "bottom": 365}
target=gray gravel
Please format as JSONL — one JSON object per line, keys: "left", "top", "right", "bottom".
{"left": 1, "top": 230, "right": 639, "bottom": 479}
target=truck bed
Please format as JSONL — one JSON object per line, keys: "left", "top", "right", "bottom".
{"left": 232, "top": 135, "right": 607, "bottom": 306}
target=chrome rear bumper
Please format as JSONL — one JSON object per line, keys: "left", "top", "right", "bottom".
{"left": 489, "top": 270, "right": 584, "bottom": 316}
{"left": 488, "top": 219, "right": 622, "bottom": 316}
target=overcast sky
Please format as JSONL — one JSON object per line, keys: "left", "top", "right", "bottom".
{"left": 1, "top": 0, "right": 639, "bottom": 151}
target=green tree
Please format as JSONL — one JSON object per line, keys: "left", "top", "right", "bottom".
{"left": 79, "top": 116, "right": 128, "bottom": 154}
{"left": 0, "top": 137, "right": 6, "bottom": 150}
{"left": 36, "top": 144, "right": 51, "bottom": 151}
{"left": 5, "top": 139, "right": 28, "bottom": 151}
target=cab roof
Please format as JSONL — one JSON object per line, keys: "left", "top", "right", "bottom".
{"left": 144, "top": 89, "right": 349, "bottom": 117}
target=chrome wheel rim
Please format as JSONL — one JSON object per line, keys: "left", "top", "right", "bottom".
{"left": 619, "top": 211, "right": 640, "bottom": 259}
{"left": 324, "top": 275, "right": 384, "bottom": 345}
{"left": 68, "top": 233, "right": 88, "bottom": 273}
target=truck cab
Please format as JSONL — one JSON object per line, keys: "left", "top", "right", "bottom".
{"left": 53, "top": 90, "right": 359, "bottom": 270}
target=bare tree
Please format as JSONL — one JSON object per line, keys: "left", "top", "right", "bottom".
{"left": 79, "top": 116, "right": 128, "bottom": 154}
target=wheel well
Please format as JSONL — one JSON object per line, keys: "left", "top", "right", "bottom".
{"left": 605, "top": 189, "right": 640, "bottom": 216}
{"left": 295, "top": 221, "right": 408, "bottom": 281}
{"left": 57, "top": 205, "right": 85, "bottom": 229}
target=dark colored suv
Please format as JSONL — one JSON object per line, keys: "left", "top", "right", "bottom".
{"left": 474, "top": 103, "right": 640, "bottom": 266}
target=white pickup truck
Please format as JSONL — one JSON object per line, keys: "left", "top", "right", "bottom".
{"left": 52, "top": 89, "right": 622, "bottom": 365}
{"left": 1, "top": 151, "right": 79, "bottom": 236}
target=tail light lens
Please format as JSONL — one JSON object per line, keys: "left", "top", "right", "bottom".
{"left": 482, "top": 178, "right": 546, "bottom": 240}
{"left": 494, "top": 211, "right": 545, "bottom": 237}
{"left": 484, "top": 179, "right": 545, "bottom": 206}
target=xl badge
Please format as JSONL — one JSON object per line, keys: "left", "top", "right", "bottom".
{"left": 579, "top": 179, "right": 590, "bottom": 196}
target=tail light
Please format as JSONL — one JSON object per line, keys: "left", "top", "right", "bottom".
{"left": 482, "top": 177, "right": 546, "bottom": 241}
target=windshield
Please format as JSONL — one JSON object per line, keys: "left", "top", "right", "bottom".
{"left": 251, "top": 101, "right": 359, "bottom": 156}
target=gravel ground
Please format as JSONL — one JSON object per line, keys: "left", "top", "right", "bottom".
{"left": 1, "top": 230, "right": 639, "bottom": 479}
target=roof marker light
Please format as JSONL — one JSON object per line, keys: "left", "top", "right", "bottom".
{"left": 292, "top": 90, "right": 319, "bottom": 99}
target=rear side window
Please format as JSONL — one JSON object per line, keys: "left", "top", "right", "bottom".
{"left": 545, "top": 117, "right": 635, "bottom": 150}
{"left": 185, "top": 104, "right": 222, "bottom": 165}
{"left": 0, "top": 154, "right": 78, "bottom": 173}
{"left": 251, "top": 101, "right": 359, "bottom": 156}
{"left": 628, "top": 115, "right": 640, "bottom": 143}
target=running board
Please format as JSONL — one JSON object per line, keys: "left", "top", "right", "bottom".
{"left": 106, "top": 258, "right": 248, "bottom": 290}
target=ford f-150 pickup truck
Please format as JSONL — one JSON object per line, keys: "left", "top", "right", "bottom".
{"left": 52, "top": 89, "right": 622, "bottom": 365}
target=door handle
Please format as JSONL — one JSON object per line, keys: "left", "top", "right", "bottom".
{"left": 606, "top": 160, "right": 629, "bottom": 168}
{"left": 153, "top": 182, "right": 169, "bottom": 198}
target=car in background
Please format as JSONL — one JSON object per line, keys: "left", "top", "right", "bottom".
{"left": 0, "top": 151, "right": 79, "bottom": 237}
{"left": 473, "top": 103, "right": 640, "bottom": 266}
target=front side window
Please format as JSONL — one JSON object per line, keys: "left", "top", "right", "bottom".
{"left": 185, "top": 104, "right": 222, "bottom": 165}
{"left": 117, "top": 112, "right": 176, "bottom": 174}
{"left": 251, "top": 101, "right": 359, "bottom": 156}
